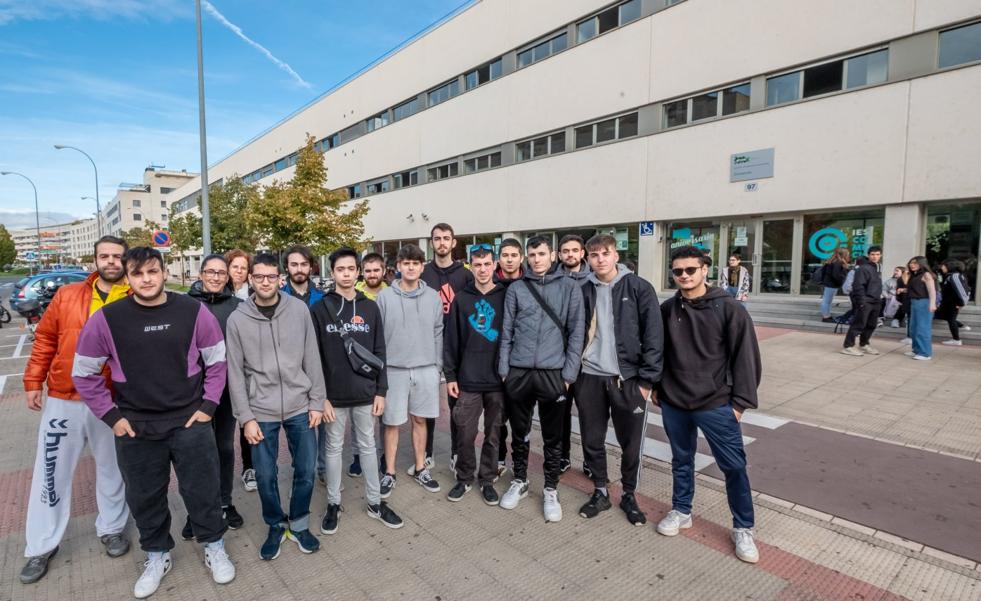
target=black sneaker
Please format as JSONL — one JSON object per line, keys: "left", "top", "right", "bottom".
{"left": 579, "top": 489, "right": 612, "bottom": 519}
{"left": 348, "top": 455, "right": 363, "bottom": 478}
{"left": 260, "top": 525, "right": 287, "bottom": 561}
{"left": 321, "top": 503, "right": 341, "bottom": 535}
{"left": 447, "top": 481, "right": 471, "bottom": 502}
{"left": 286, "top": 528, "right": 320, "bottom": 553}
{"left": 583, "top": 464, "right": 593, "bottom": 480}
{"left": 223, "top": 505, "right": 244, "bottom": 529}
{"left": 620, "top": 492, "right": 647, "bottom": 526}
{"left": 19, "top": 546, "right": 58, "bottom": 584}
{"left": 380, "top": 473, "right": 396, "bottom": 499}
{"left": 481, "top": 484, "right": 500, "bottom": 506}
{"left": 821, "top": 317, "right": 835, "bottom": 323}
{"left": 559, "top": 458, "right": 572, "bottom": 474}
{"left": 181, "top": 517, "right": 194, "bottom": 541}
{"left": 414, "top": 468, "right": 440, "bottom": 493}
{"left": 367, "top": 502, "right": 404, "bottom": 529}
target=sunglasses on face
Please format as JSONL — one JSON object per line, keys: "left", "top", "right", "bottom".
{"left": 671, "top": 266, "right": 701, "bottom": 277}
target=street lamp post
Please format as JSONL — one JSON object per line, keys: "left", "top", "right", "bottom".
{"left": 81, "top": 196, "right": 102, "bottom": 236}
{"left": 54, "top": 145, "right": 102, "bottom": 237}
{"left": 195, "top": 0, "right": 212, "bottom": 255}
{"left": 0, "top": 171, "right": 41, "bottom": 274}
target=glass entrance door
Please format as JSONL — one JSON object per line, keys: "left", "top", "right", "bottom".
{"left": 760, "top": 219, "right": 794, "bottom": 294}
{"left": 723, "top": 220, "right": 757, "bottom": 292}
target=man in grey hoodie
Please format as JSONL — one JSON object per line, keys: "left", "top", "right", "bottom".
{"left": 557, "top": 234, "right": 592, "bottom": 473}
{"left": 225, "top": 253, "right": 328, "bottom": 562}
{"left": 376, "top": 244, "right": 444, "bottom": 497}
{"left": 498, "top": 235, "right": 585, "bottom": 522}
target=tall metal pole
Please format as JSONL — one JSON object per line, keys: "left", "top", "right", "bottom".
{"left": 82, "top": 197, "right": 102, "bottom": 236}
{"left": 195, "top": 0, "right": 212, "bottom": 255}
{"left": 1, "top": 171, "right": 40, "bottom": 273}
{"left": 55, "top": 145, "right": 102, "bottom": 237}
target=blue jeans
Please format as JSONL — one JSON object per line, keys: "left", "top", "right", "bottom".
{"left": 909, "top": 298, "right": 933, "bottom": 358}
{"left": 820, "top": 286, "right": 837, "bottom": 318}
{"left": 661, "top": 402, "right": 755, "bottom": 529}
{"left": 316, "top": 422, "right": 327, "bottom": 477}
{"left": 726, "top": 286, "right": 739, "bottom": 298}
{"left": 251, "top": 412, "right": 317, "bottom": 532}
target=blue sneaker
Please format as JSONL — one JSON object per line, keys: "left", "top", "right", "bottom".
{"left": 260, "top": 526, "right": 287, "bottom": 561}
{"left": 286, "top": 529, "right": 320, "bottom": 554}
{"left": 348, "top": 455, "right": 363, "bottom": 478}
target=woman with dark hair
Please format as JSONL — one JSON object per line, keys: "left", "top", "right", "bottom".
{"left": 905, "top": 256, "right": 936, "bottom": 360}
{"left": 937, "top": 259, "right": 971, "bottom": 346}
{"left": 719, "top": 254, "right": 751, "bottom": 301}
{"left": 819, "top": 248, "right": 850, "bottom": 322}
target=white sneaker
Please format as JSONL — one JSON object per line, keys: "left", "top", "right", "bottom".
{"left": 406, "top": 456, "right": 435, "bottom": 476}
{"left": 890, "top": 319, "right": 900, "bottom": 328}
{"left": 241, "top": 469, "right": 257, "bottom": 492}
{"left": 900, "top": 337, "right": 912, "bottom": 345}
{"left": 656, "top": 510, "right": 693, "bottom": 536}
{"left": 903, "top": 351, "right": 916, "bottom": 357}
{"left": 204, "top": 541, "right": 235, "bottom": 585}
{"left": 860, "top": 345, "right": 880, "bottom": 355}
{"left": 732, "top": 528, "right": 760, "bottom": 564}
{"left": 543, "top": 488, "right": 562, "bottom": 522}
{"left": 962, "top": 325, "right": 972, "bottom": 332}
{"left": 942, "top": 339, "right": 963, "bottom": 346}
{"left": 499, "top": 479, "right": 528, "bottom": 510}
{"left": 449, "top": 453, "right": 458, "bottom": 473}
{"left": 840, "top": 347, "right": 863, "bottom": 356}
{"left": 134, "top": 553, "right": 171, "bottom": 599}
{"left": 912, "top": 355, "right": 932, "bottom": 361}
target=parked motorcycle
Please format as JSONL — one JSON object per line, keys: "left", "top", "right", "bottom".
{"left": 0, "top": 301, "right": 11, "bottom": 326}
{"left": 18, "top": 281, "right": 62, "bottom": 340}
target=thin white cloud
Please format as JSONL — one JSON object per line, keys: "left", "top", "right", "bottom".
{"left": 0, "top": 0, "right": 188, "bottom": 25}
{"left": 201, "top": 1, "right": 313, "bottom": 90}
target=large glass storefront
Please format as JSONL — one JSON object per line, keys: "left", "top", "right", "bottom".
{"left": 761, "top": 219, "right": 794, "bottom": 293}
{"left": 799, "top": 209, "right": 884, "bottom": 294}
{"left": 926, "top": 203, "right": 980, "bottom": 301}
{"left": 666, "top": 222, "right": 720, "bottom": 287}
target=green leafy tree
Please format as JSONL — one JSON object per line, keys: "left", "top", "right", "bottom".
{"left": 0, "top": 225, "right": 15, "bottom": 267}
{"left": 204, "top": 177, "right": 261, "bottom": 253}
{"left": 248, "top": 135, "right": 368, "bottom": 256}
{"left": 168, "top": 210, "right": 203, "bottom": 285}
{"left": 121, "top": 221, "right": 161, "bottom": 248}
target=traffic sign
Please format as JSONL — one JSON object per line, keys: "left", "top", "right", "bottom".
{"left": 152, "top": 230, "right": 171, "bottom": 247}
{"left": 24, "top": 251, "right": 37, "bottom": 261}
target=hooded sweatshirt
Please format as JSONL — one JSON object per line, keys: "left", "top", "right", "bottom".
{"left": 421, "top": 260, "right": 474, "bottom": 322}
{"left": 659, "top": 286, "right": 761, "bottom": 412}
{"left": 225, "top": 292, "right": 326, "bottom": 424}
{"left": 188, "top": 280, "right": 242, "bottom": 333}
{"left": 443, "top": 281, "right": 507, "bottom": 392}
{"left": 494, "top": 264, "right": 524, "bottom": 288}
{"left": 498, "top": 266, "right": 585, "bottom": 384}
{"left": 376, "top": 279, "right": 443, "bottom": 370}
{"left": 582, "top": 265, "right": 631, "bottom": 376}
{"left": 310, "top": 289, "right": 388, "bottom": 406}
{"left": 560, "top": 259, "right": 592, "bottom": 282}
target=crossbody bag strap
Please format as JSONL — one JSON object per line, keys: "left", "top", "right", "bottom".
{"left": 522, "top": 279, "right": 567, "bottom": 349}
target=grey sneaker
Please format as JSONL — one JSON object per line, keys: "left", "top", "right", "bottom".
{"left": 241, "top": 468, "right": 257, "bottom": 492}
{"left": 100, "top": 533, "right": 131, "bottom": 558}
{"left": 859, "top": 345, "right": 880, "bottom": 355}
{"left": 732, "top": 528, "right": 760, "bottom": 563}
{"left": 656, "top": 510, "right": 693, "bottom": 536}
{"left": 500, "top": 479, "right": 528, "bottom": 510}
{"left": 19, "top": 546, "right": 58, "bottom": 584}
{"left": 840, "top": 346, "right": 863, "bottom": 356}
{"left": 414, "top": 468, "right": 441, "bottom": 493}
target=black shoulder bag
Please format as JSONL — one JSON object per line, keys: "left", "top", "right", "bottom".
{"left": 324, "top": 299, "right": 385, "bottom": 379}
{"left": 522, "top": 279, "right": 567, "bottom": 350}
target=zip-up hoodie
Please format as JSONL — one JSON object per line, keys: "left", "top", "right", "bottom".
{"left": 226, "top": 292, "right": 326, "bottom": 424}
{"left": 499, "top": 266, "right": 585, "bottom": 384}
{"left": 376, "top": 279, "right": 443, "bottom": 370}
{"left": 444, "top": 281, "right": 507, "bottom": 392}
{"left": 281, "top": 280, "right": 325, "bottom": 307}
{"left": 310, "top": 290, "right": 388, "bottom": 406}
{"left": 188, "top": 280, "right": 242, "bottom": 333}
{"left": 494, "top": 265, "right": 524, "bottom": 288}
{"left": 582, "top": 265, "right": 629, "bottom": 376}
{"left": 421, "top": 260, "right": 474, "bottom": 321}
{"left": 560, "top": 259, "right": 592, "bottom": 282}
{"left": 659, "top": 286, "right": 761, "bottom": 412}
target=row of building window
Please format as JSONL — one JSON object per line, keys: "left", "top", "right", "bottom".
{"left": 664, "top": 83, "right": 751, "bottom": 128}
{"left": 575, "top": 112, "right": 638, "bottom": 148}
{"left": 577, "top": 0, "right": 641, "bottom": 43}
{"left": 766, "top": 49, "right": 888, "bottom": 107}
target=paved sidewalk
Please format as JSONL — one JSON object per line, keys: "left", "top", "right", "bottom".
{"left": 1, "top": 325, "right": 980, "bottom": 600}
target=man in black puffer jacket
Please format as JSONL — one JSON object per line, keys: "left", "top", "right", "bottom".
{"left": 186, "top": 254, "right": 245, "bottom": 536}
{"left": 841, "top": 255, "right": 884, "bottom": 356}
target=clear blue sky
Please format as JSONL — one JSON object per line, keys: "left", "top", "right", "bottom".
{"left": 0, "top": 0, "right": 468, "bottom": 229}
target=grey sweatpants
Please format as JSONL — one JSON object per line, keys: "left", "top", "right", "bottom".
{"left": 325, "top": 405, "right": 381, "bottom": 506}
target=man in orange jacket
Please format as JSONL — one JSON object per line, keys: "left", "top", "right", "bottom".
{"left": 19, "top": 236, "right": 133, "bottom": 585}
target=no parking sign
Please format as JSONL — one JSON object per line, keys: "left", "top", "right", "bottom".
{"left": 152, "top": 230, "right": 172, "bottom": 253}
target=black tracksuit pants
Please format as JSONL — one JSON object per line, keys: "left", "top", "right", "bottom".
{"left": 212, "top": 395, "right": 237, "bottom": 506}
{"left": 576, "top": 373, "right": 649, "bottom": 494}
{"left": 844, "top": 299, "right": 880, "bottom": 348}
{"left": 561, "top": 388, "right": 574, "bottom": 462}
{"left": 504, "top": 367, "right": 567, "bottom": 489}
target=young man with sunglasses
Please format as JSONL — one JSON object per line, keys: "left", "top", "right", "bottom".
{"left": 420, "top": 223, "right": 474, "bottom": 475}
{"left": 576, "top": 235, "right": 663, "bottom": 526}
{"left": 655, "top": 246, "right": 762, "bottom": 564}
{"left": 443, "top": 244, "right": 507, "bottom": 505}
{"left": 498, "top": 236, "right": 584, "bottom": 522}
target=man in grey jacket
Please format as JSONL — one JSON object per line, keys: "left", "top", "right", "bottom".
{"left": 226, "top": 253, "right": 328, "bottom": 562}
{"left": 376, "top": 244, "right": 444, "bottom": 497}
{"left": 498, "top": 236, "right": 585, "bottom": 522}
{"left": 557, "top": 234, "right": 592, "bottom": 474}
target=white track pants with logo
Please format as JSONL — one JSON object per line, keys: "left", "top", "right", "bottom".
{"left": 24, "top": 396, "right": 129, "bottom": 557}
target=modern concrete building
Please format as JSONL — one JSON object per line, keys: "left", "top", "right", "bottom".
{"left": 105, "top": 167, "right": 196, "bottom": 237}
{"left": 10, "top": 216, "right": 98, "bottom": 264}
{"left": 168, "top": 0, "right": 981, "bottom": 302}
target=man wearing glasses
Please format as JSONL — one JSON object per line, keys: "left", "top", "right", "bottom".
{"left": 655, "top": 246, "right": 762, "bottom": 564}
{"left": 226, "top": 253, "right": 327, "bottom": 561}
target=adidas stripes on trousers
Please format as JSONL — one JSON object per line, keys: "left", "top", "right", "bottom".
{"left": 24, "top": 396, "right": 129, "bottom": 557}
{"left": 575, "top": 373, "right": 649, "bottom": 494}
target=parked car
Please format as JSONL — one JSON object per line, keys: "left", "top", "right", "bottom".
{"left": 10, "top": 271, "right": 88, "bottom": 314}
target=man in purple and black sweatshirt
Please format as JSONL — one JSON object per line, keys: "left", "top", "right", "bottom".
{"left": 72, "top": 247, "right": 236, "bottom": 599}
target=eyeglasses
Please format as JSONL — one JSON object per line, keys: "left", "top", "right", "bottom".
{"left": 202, "top": 269, "right": 228, "bottom": 278}
{"left": 671, "top": 266, "right": 701, "bottom": 277}
{"left": 251, "top": 274, "right": 280, "bottom": 283}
